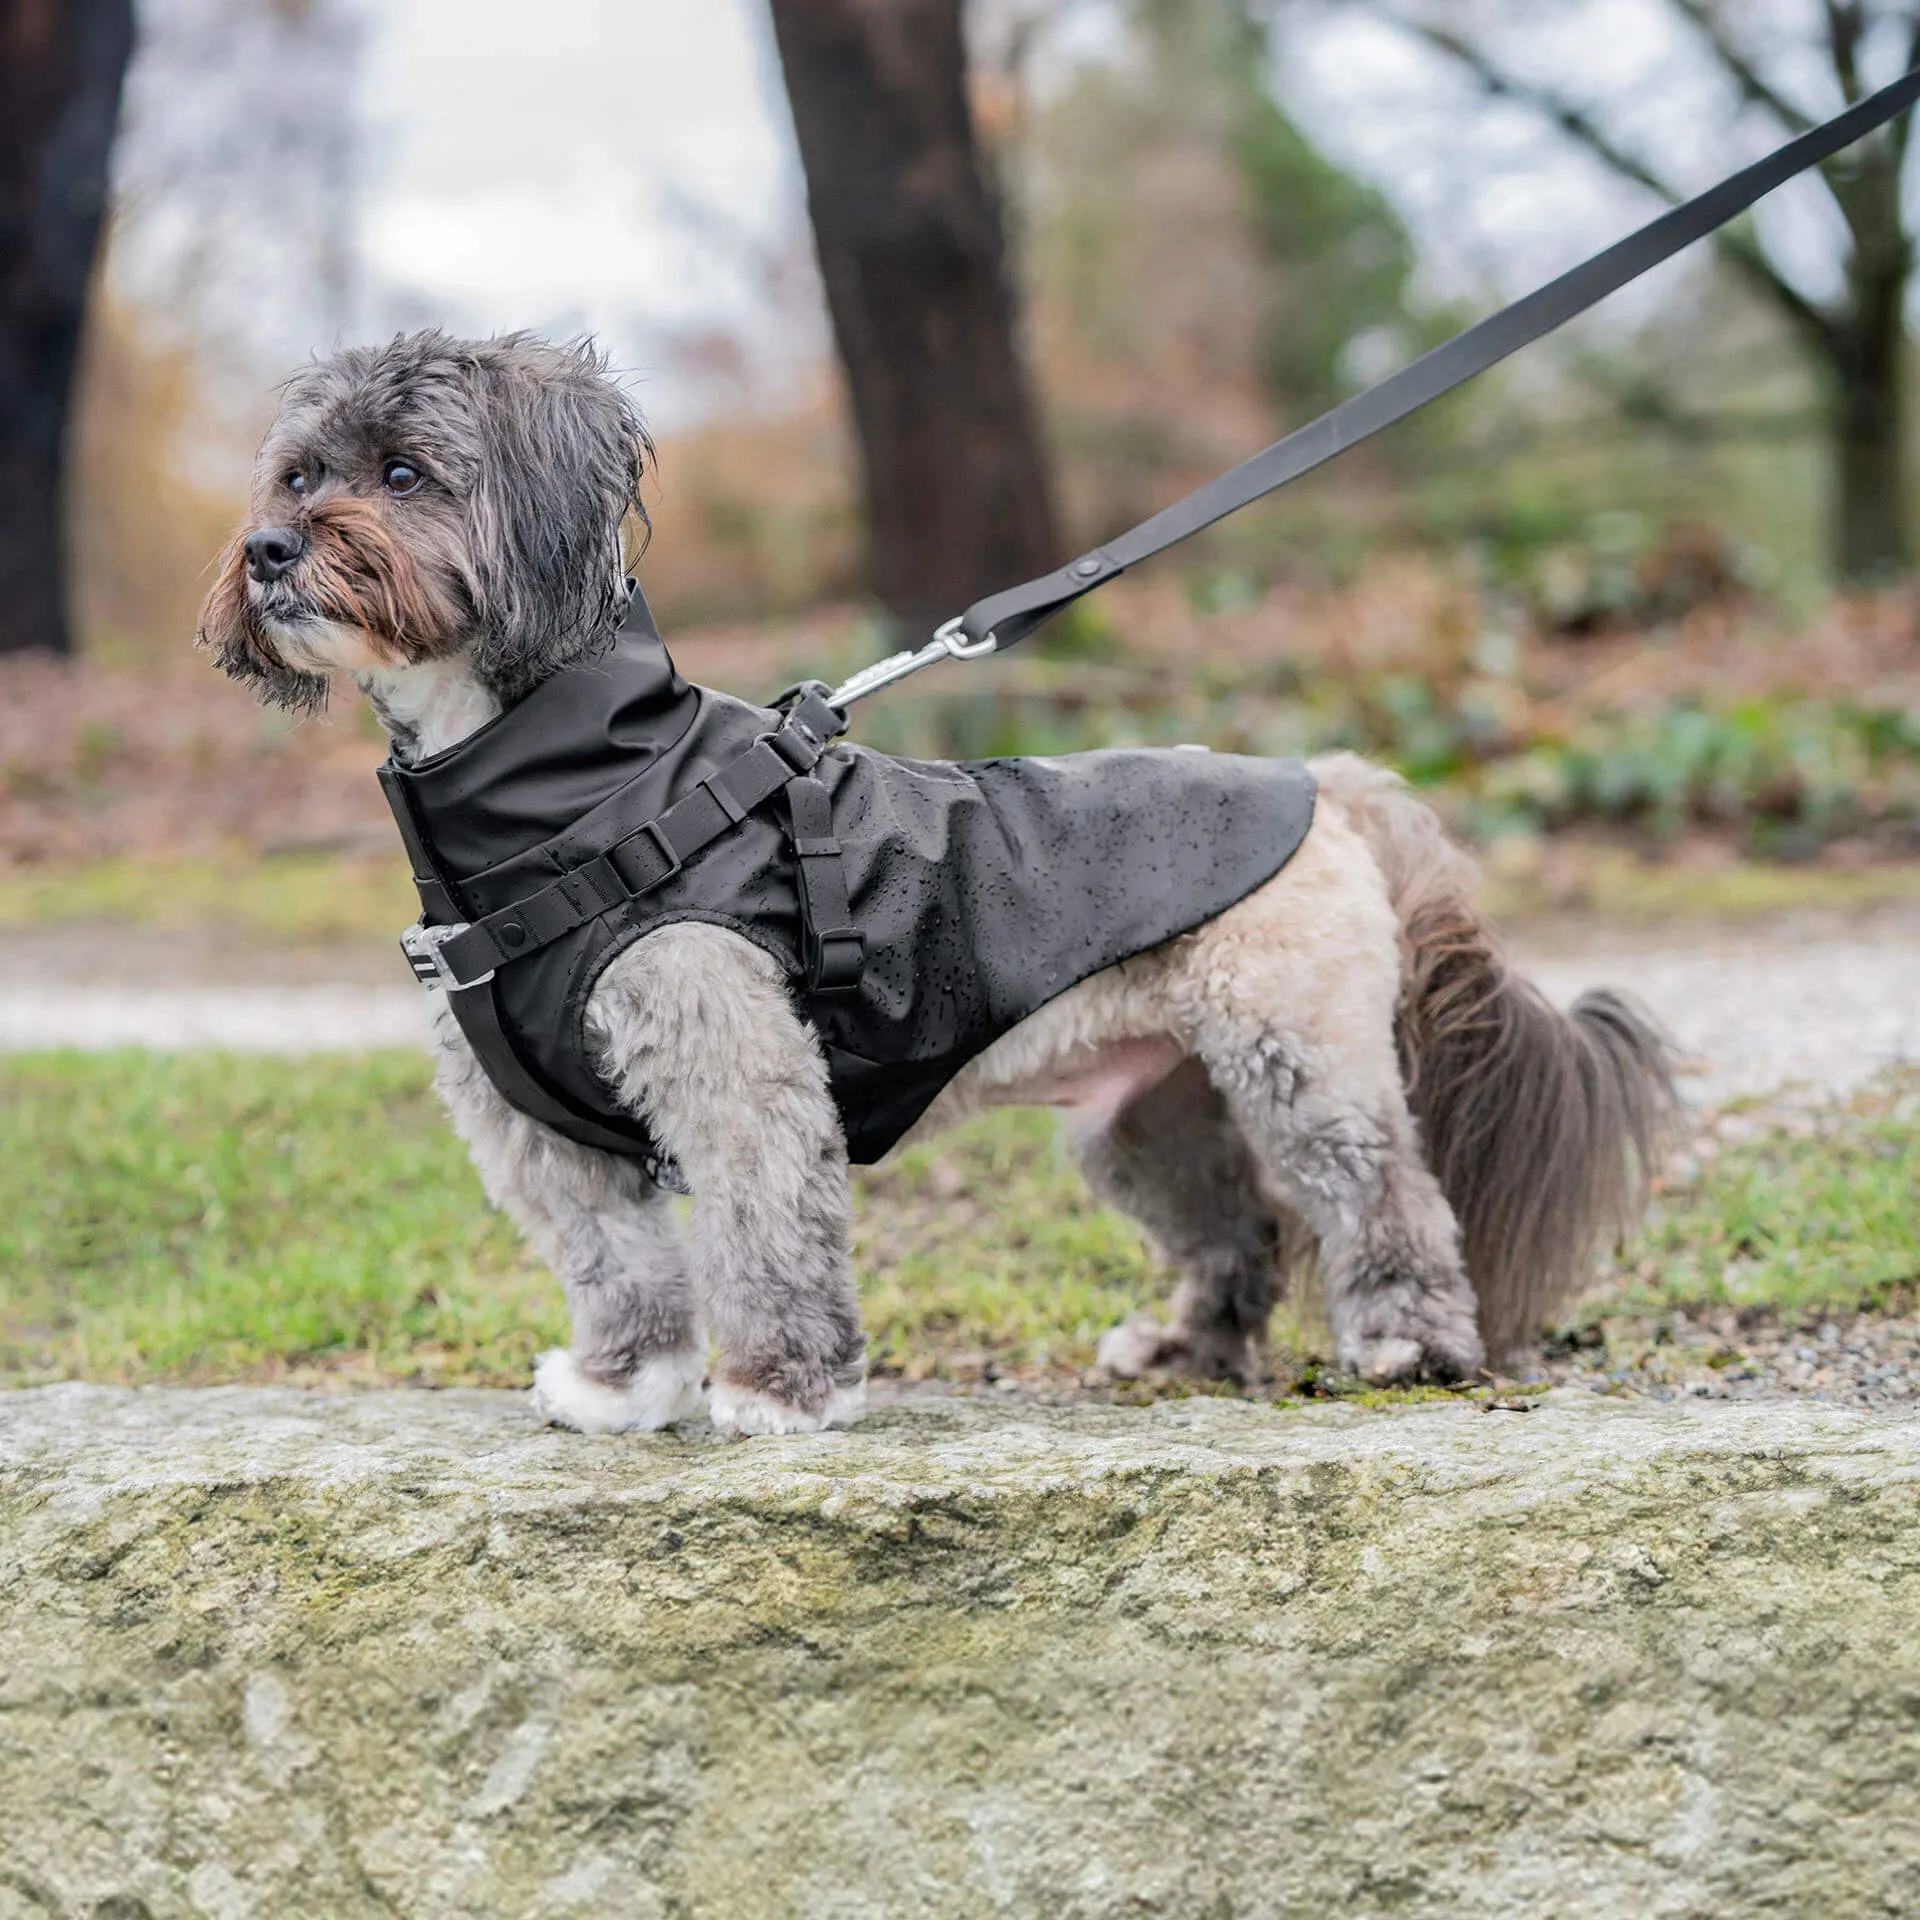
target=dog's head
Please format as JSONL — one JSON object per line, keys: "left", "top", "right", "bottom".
{"left": 198, "top": 330, "right": 650, "bottom": 712}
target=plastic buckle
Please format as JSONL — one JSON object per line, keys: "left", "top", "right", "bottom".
{"left": 610, "top": 819, "right": 683, "bottom": 898}
{"left": 810, "top": 927, "right": 867, "bottom": 994}
{"left": 768, "top": 722, "right": 825, "bottom": 775}
{"left": 399, "top": 921, "right": 495, "bottom": 992}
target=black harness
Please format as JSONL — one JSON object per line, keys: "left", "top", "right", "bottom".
{"left": 379, "top": 593, "right": 1315, "bottom": 1187}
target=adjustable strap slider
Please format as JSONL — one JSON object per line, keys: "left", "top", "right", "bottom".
{"left": 607, "top": 818, "right": 684, "bottom": 897}
{"left": 785, "top": 770, "right": 865, "bottom": 996}
{"left": 809, "top": 926, "right": 866, "bottom": 995}
{"left": 400, "top": 920, "right": 497, "bottom": 992}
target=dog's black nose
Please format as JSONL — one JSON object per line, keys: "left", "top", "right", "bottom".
{"left": 245, "top": 526, "right": 307, "bottom": 583}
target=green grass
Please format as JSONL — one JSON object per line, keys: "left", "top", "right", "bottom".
{"left": 1603, "top": 1073, "right": 1920, "bottom": 1319}
{"left": 0, "top": 1051, "right": 559, "bottom": 1386}
{"left": 0, "top": 1051, "right": 1169, "bottom": 1389}
{"left": 0, "top": 850, "right": 417, "bottom": 942}
{"left": 2, "top": 1052, "right": 1915, "bottom": 1392}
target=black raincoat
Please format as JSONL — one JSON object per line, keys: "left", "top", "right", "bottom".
{"left": 378, "top": 597, "right": 1316, "bottom": 1180}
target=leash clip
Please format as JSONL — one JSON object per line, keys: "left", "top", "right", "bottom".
{"left": 826, "top": 616, "right": 998, "bottom": 710}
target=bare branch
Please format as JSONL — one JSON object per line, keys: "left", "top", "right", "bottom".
{"left": 1400, "top": 19, "right": 1843, "bottom": 356}
{"left": 1668, "top": 0, "right": 1817, "bottom": 135}
{"left": 1894, "top": 10, "right": 1920, "bottom": 166}
{"left": 1824, "top": 1, "right": 1865, "bottom": 102}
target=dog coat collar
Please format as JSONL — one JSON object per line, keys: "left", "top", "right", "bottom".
{"left": 378, "top": 592, "right": 1318, "bottom": 1183}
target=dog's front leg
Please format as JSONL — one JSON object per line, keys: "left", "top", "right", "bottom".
{"left": 587, "top": 923, "right": 867, "bottom": 1436}
{"left": 433, "top": 1005, "right": 706, "bottom": 1433}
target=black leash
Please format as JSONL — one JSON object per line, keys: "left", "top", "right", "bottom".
{"left": 830, "top": 62, "right": 1920, "bottom": 707}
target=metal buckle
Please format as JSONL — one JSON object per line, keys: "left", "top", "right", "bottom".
{"left": 399, "top": 921, "right": 495, "bottom": 992}
{"left": 826, "top": 615, "right": 999, "bottom": 710}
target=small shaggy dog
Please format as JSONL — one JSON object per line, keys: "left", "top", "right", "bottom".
{"left": 200, "top": 331, "right": 1674, "bottom": 1437}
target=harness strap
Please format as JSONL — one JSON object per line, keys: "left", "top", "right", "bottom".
{"left": 424, "top": 684, "right": 849, "bottom": 992}
{"left": 787, "top": 773, "right": 866, "bottom": 993}
{"left": 377, "top": 755, "right": 693, "bottom": 1191}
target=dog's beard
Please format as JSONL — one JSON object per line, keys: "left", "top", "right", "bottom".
{"left": 248, "top": 582, "right": 388, "bottom": 676}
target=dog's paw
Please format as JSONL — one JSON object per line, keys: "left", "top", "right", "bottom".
{"left": 1097, "top": 1312, "right": 1175, "bottom": 1379}
{"left": 1344, "top": 1326, "right": 1485, "bottom": 1387}
{"left": 1097, "top": 1312, "right": 1256, "bottom": 1383}
{"left": 1351, "top": 1337, "right": 1427, "bottom": 1386}
{"left": 530, "top": 1347, "right": 707, "bottom": 1434}
{"left": 709, "top": 1377, "right": 867, "bottom": 1438}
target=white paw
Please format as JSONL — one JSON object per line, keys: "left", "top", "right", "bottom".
{"left": 709, "top": 1376, "right": 868, "bottom": 1438}
{"left": 1352, "top": 1337, "right": 1426, "bottom": 1386}
{"left": 530, "top": 1347, "right": 707, "bottom": 1434}
{"left": 1097, "top": 1313, "right": 1173, "bottom": 1380}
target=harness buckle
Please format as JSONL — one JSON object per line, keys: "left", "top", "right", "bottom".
{"left": 606, "top": 818, "right": 684, "bottom": 899}
{"left": 400, "top": 921, "right": 496, "bottom": 992}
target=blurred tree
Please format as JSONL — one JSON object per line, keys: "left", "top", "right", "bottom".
{"left": 0, "top": 0, "right": 134, "bottom": 655}
{"left": 1019, "top": 0, "right": 1436, "bottom": 554}
{"left": 1381, "top": 0, "right": 1920, "bottom": 582}
{"left": 767, "top": 0, "right": 1062, "bottom": 637}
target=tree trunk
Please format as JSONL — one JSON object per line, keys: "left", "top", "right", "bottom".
{"left": 0, "top": 0, "right": 134, "bottom": 657}
{"left": 767, "top": 0, "right": 1061, "bottom": 638}
{"left": 1830, "top": 189, "right": 1913, "bottom": 583}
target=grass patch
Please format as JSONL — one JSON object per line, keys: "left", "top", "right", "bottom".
{"left": 1599, "top": 1071, "right": 1920, "bottom": 1320}
{"left": 0, "top": 1051, "right": 560, "bottom": 1387}
{"left": 0, "top": 849, "right": 416, "bottom": 942}
{"left": 2, "top": 1053, "right": 1915, "bottom": 1392}
{"left": 0, "top": 1051, "right": 1169, "bottom": 1390}
{"left": 1476, "top": 847, "right": 1920, "bottom": 929}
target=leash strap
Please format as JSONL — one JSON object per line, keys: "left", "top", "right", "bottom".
{"left": 399, "top": 683, "right": 853, "bottom": 994}
{"left": 949, "top": 64, "right": 1920, "bottom": 653}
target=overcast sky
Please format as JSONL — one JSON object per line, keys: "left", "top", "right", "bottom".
{"left": 355, "top": 0, "right": 815, "bottom": 425}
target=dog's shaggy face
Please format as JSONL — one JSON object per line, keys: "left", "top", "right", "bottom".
{"left": 197, "top": 330, "right": 650, "bottom": 712}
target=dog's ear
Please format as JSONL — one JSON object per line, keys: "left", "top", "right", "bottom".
{"left": 465, "top": 339, "right": 650, "bottom": 700}
{"left": 195, "top": 529, "right": 330, "bottom": 714}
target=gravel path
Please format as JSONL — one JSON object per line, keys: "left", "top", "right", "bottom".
{"left": 3, "top": 926, "right": 1914, "bottom": 1104}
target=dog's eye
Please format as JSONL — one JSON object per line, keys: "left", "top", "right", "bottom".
{"left": 383, "top": 461, "right": 423, "bottom": 496}
{"left": 286, "top": 471, "right": 307, "bottom": 495}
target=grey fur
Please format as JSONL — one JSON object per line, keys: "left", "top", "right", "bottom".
{"left": 1194, "top": 990, "right": 1487, "bottom": 1386}
{"left": 1079, "top": 1061, "right": 1291, "bottom": 1384}
{"left": 203, "top": 333, "right": 1678, "bottom": 1432}
{"left": 583, "top": 927, "right": 866, "bottom": 1411}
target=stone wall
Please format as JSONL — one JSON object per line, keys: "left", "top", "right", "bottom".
{"left": 4, "top": 1385, "right": 1919, "bottom": 1917}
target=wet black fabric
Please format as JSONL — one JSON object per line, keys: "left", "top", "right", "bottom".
{"left": 382, "top": 610, "right": 1317, "bottom": 1166}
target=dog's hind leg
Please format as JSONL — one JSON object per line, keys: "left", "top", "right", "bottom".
{"left": 586, "top": 923, "right": 867, "bottom": 1437}
{"left": 1079, "top": 1059, "right": 1298, "bottom": 1383}
{"left": 1170, "top": 813, "right": 1486, "bottom": 1386}
{"left": 433, "top": 1007, "right": 706, "bottom": 1433}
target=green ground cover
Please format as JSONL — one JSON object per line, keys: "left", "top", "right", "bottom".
{"left": 1, "top": 1051, "right": 1914, "bottom": 1391}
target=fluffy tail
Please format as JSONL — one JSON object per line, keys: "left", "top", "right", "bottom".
{"left": 1312, "top": 753, "right": 1680, "bottom": 1357}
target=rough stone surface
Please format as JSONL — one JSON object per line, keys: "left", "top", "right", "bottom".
{"left": 4, "top": 1386, "right": 1920, "bottom": 1918}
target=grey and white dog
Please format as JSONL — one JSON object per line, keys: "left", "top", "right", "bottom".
{"left": 199, "top": 331, "right": 1675, "bottom": 1438}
